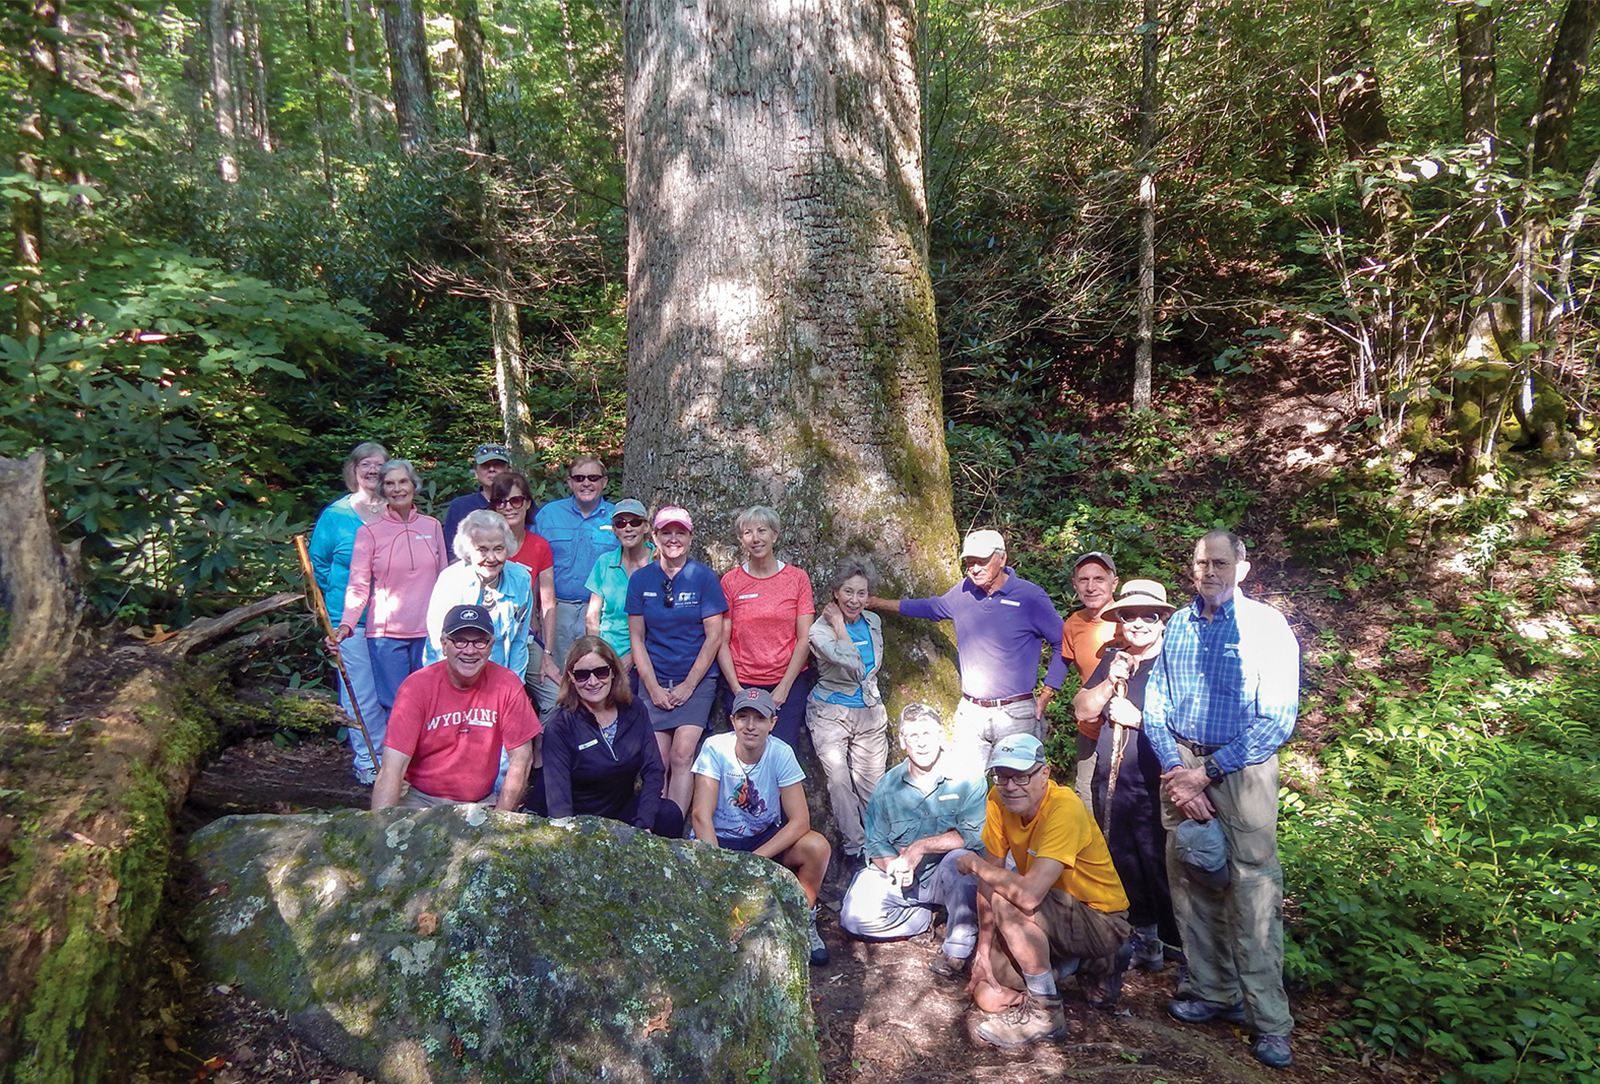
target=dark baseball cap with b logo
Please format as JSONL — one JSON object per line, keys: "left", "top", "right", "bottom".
{"left": 442, "top": 605, "right": 494, "bottom": 637}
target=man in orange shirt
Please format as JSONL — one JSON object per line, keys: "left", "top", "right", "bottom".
{"left": 957, "top": 734, "right": 1131, "bottom": 1048}
{"left": 1056, "top": 553, "right": 1119, "bottom": 800}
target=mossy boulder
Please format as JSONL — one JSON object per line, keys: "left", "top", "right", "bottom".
{"left": 184, "top": 806, "right": 823, "bottom": 1084}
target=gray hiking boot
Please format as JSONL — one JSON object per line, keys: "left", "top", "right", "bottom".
{"left": 976, "top": 993, "right": 1067, "bottom": 1048}
{"left": 1131, "top": 924, "right": 1165, "bottom": 971}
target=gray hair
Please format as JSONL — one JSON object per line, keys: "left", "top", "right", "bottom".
{"left": 898, "top": 703, "right": 943, "bottom": 732}
{"left": 830, "top": 555, "right": 881, "bottom": 595}
{"left": 455, "top": 509, "right": 519, "bottom": 560}
{"left": 734, "top": 504, "right": 781, "bottom": 536}
{"left": 1198, "top": 529, "right": 1248, "bottom": 561}
{"left": 340, "top": 441, "right": 388, "bottom": 492}
{"left": 380, "top": 458, "right": 422, "bottom": 490}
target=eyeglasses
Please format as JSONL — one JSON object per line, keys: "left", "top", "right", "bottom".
{"left": 569, "top": 473, "right": 605, "bottom": 483}
{"left": 446, "top": 636, "right": 492, "bottom": 651}
{"left": 993, "top": 765, "right": 1046, "bottom": 790}
{"left": 493, "top": 495, "right": 528, "bottom": 510}
{"left": 1118, "top": 611, "right": 1166, "bottom": 624}
{"left": 570, "top": 665, "right": 612, "bottom": 683}
{"left": 662, "top": 576, "right": 675, "bottom": 608}
{"left": 613, "top": 516, "right": 646, "bottom": 528}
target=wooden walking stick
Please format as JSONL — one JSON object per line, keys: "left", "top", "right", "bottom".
{"left": 1100, "top": 674, "right": 1131, "bottom": 836}
{"left": 293, "top": 535, "right": 378, "bottom": 768}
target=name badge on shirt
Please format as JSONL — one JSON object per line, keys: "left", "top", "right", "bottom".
{"left": 1000, "top": 599, "right": 1021, "bottom": 607}
{"left": 578, "top": 739, "right": 598, "bottom": 750}
{"left": 643, "top": 590, "right": 659, "bottom": 598}
{"left": 938, "top": 793, "right": 958, "bottom": 801}
{"left": 738, "top": 593, "right": 759, "bottom": 600}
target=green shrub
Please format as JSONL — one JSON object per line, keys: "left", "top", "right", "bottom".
{"left": 1282, "top": 622, "right": 1600, "bottom": 1083}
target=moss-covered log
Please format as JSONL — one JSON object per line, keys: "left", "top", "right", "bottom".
{"left": 0, "top": 664, "right": 218, "bottom": 1084}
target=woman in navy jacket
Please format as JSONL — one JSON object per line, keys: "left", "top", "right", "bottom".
{"left": 537, "top": 636, "right": 683, "bottom": 837}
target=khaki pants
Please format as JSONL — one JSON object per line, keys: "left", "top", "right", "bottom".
{"left": 950, "top": 697, "right": 1041, "bottom": 781}
{"left": 805, "top": 699, "right": 889, "bottom": 856}
{"left": 987, "top": 887, "right": 1130, "bottom": 990}
{"left": 1161, "top": 748, "right": 1294, "bottom": 1036}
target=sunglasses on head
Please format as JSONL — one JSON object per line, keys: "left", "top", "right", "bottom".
{"left": 569, "top": 473, "right": 604, "bottom": 483}
{"left": 570, "top": 664, "right": 612, "bottom": 683}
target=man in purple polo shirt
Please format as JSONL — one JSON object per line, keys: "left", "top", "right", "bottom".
{"left": 869, "top": 529, "right": 1068, "bottom": 780}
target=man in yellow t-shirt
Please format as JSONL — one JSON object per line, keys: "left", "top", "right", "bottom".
{"left": 956, "top": 733, "right": 1132, "bottom": 1048}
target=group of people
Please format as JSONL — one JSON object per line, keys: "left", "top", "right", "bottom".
{"left": 308, "top": 443, "right": 1300, "bottom": 1070}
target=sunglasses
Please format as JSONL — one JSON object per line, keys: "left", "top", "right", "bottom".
{"left": 613, "top": 515, "right": 646, "bottom": 528}
{"left": 569, "top": 473, "right": 605, "bottom": 483}
{"left": 1118, "top": 611, "right": 1166, "bottom": 624}
{"left": 662, "top": 576, "right": 675, "bottom": 608}
{"left": 493, "top": 495, "right": 529, "bottom": 510}
{"left": 570, "top": 665, "right": 612, "bottom": 683}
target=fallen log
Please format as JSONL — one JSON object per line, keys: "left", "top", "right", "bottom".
{"left": 157, "top": 592, "right": 303, "bottom": 658}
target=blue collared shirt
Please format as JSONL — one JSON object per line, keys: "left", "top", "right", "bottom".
{"left": 534, "top": 495, "right": 618, "bottom": 600}
{"left": 862, "top": 758, "right": 987, "bottom": 889}
{"left": 1142, "top": 591, "right": 1300, "bottom": 775}
{"left": 899, "top": 568, "right": 1067, "bottom": 698}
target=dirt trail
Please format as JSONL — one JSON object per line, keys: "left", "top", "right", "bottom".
{"left": 138, "top": 733, "right": 1426, "bottom": 1084}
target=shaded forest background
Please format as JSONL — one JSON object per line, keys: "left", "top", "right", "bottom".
{"left": 2, "top": 2, "right": 1598, "bottom": 1082}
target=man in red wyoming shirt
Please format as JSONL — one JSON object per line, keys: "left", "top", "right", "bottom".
{"left": 372, "top": 604, "right": 541, "bottom": 812}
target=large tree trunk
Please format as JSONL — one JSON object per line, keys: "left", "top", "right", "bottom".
{"left": 0, "top": 453, "right": 82, "bottom": 691}
{"left": 624, "top": 0, "right": 960, "bottom": 710}
{"left": 381, "top": 0, "right": 432, "bottom": 154}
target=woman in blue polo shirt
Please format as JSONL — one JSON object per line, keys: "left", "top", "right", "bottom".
{"left": 626, "top": 506, "right": 728, "bottom": 821}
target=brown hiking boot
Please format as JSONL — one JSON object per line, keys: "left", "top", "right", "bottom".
{"left": 975, "top": 993, "right": 1067, "bottom": 1048}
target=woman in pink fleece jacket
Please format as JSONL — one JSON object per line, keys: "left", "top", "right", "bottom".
{"left": 336, "top": 459, "right": 448, "bottom": 732}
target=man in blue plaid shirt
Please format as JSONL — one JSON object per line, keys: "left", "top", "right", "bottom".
{"left": 1141, "top": 530, "right": 1299, "bottom": 1070}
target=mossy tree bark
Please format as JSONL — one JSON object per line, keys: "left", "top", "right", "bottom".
{"left": 0, "top": 453, "right": 81, "bottom": 692}
{"left": 623, "top": 0, "right": 961, "bottom": 712}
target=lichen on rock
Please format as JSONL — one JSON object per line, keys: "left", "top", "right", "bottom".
{"left": 185, "top": 806, "right": 823, "bottom": 1084}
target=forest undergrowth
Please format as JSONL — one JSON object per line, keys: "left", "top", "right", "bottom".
{"left": 946, "top": 371, "right": 1600, "bottom": 1084}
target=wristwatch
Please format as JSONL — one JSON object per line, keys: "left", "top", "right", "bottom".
{"left": 1202, "top": 756, "right": 1224, "bottom": 781}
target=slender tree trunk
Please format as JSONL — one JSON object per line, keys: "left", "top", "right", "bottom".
{"left": 242, "top": 0, "right": 271, "bottom": 152}
{"left": 624, "top": 0, "right": 960, "bottom": 711}
{"left": 455, "top": 0, "right": 532, "bottom": 462}
{"left": 341, "top": 0, "right": 362, "bottom": 138}
{"left": 208, "top": 0, "right": 240, "bottom": 181}
{"left": 381, "top": 0, "right": 431, "bottom": 154}
{"left": 1531, "top": 0, "right": 1600, "bottom": 176}
{"left": 12, "top": 1, "right": 57, "bottom": 342}
{"left": 1131, "top": 0, "right": 1158, "bottom": 413}
{"left": 302, "top": 0, "right": 336, "bottom": 200}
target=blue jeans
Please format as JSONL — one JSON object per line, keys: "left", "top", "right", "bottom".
{"left": 369, "top": 635, "right": 425, "bottom": 729}
{"left": 336, "top": 626, "right": 385, "bottom": 772}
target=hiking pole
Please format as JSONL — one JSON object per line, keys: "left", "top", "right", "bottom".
{"left": 292, "top": 535, "right": 378, "bottom": 769}
{"left": 1100, "top": 675, "right": 1129, "bottom": 836}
